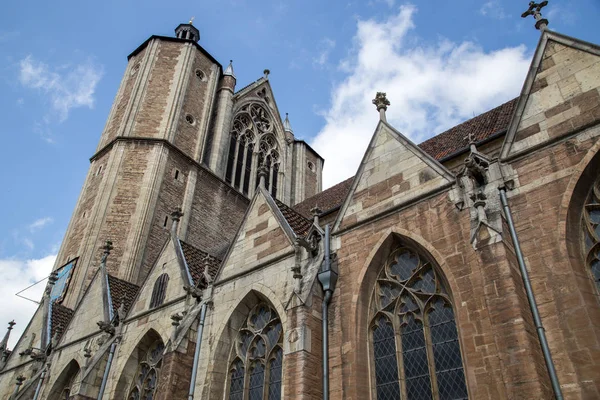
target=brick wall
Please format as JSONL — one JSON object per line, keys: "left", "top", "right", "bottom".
{"left": 174, "top": 50, "right": 215, "bottom": 159}
{"left": 186, "top": 168, "right": 249, "bottom": 256}
{"left": 133, "top": 42, "right": 181, "bottom": 139}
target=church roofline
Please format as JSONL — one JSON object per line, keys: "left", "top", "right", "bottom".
{"left": 294, "top": 139, "right": 324, "bottom": 162}
{"left": 127, "top": 35, "right": 223, "bottom": 72}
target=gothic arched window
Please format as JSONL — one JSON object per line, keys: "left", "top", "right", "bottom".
{"left": 127, "top": 339, "right": 164, "bottom": 400}
{"left": 149, "top": 273, "right": 169, "bottom": 309}
{"left": 370, "top": 246, "right": 468, "bottom": 400}
{"left": 227, "top": 303, "right": 283, "bottom": 400}
{"left": 47, "top": 360, "right": 80, "bottom": 400}
{"left": 225, "top": 103, "right": 281, "bottom": 198}
{"left": 583, "top": 174, "right": 600, "bottom": 293}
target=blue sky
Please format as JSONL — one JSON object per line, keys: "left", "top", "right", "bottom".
{"left": 0, "top": 0, "right": 597, "bottom": 345}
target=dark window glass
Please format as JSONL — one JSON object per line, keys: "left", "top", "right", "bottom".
{"left": 149, "top": 273, "right": 169, "bottom": 309}
{"left": 228, "top": 303, "right": 283, "bottom": 399}
{"left": 583, "top": 177, "right": 600, "bottom": 293}
{"left": 243, "top": 143, "right": 254, "bottom": 195}
{"left": 371, "top": 246, "right": 468, "bottom": 400}
{"left": 373, "top": 316, "right": 401, "bottom": 400}
{"left": 229, "top": 359, "right": 245, "bottom": 400}
{"left": 234, "top": 136, "right": 246, "bottom": 189}
{"left": 225, "top": 135, "right": 237, "bottom": 184}
{"left": 271, "top": 163, "right": 279, "bottom": 198}
{"left": 401, "top": 315, "right": 432, "bottom": 400}
{"left": 248, "top": 362, "right": 265, "bottom": 400}
{"left": 268, "top": 347, "right": 283, "bottom": 400}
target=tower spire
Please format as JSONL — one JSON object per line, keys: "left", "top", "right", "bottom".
{"left": 284, "top": 113, "right": 293, "bottom": 134}
{"left": 224, "top": 60, "right": 235, "bottom": 78}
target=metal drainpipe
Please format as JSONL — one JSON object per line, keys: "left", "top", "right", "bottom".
{"left": 317, "top": 225, "right": 338, "bottom": 400}
{"left": 499, "top": 188, "right": 563, "bottom": 400}
{"left": 97, "top": 341, "right": 117, "bottom": 400}
{"left": 32, "top": 370, "right": 46, "bottom": 400}
{"left": 188, "top": 302, "right": 208, "bottom": 400}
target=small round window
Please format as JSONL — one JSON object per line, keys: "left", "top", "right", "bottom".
{"left": 307, "top": 161, "right": 315, "bottom": 172}
{"left": 185, "top": 114, "right": 195, "bottom": 125}
{"left": 195, "top": 69, "right": 205, "bottom": 80}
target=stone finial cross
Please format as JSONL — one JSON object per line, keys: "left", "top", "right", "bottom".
{"left": 521, "top": 1, "right": 549, "bottom": 30}
{"left": 7, "top": 321, "right": 15, "bottom": 332}
{"left": 372, "top": 92, "right": 390, "bottom": 122}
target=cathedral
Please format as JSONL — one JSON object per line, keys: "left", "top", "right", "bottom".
{"left": 1, "top": 4, "right": 600, "bottom": 399}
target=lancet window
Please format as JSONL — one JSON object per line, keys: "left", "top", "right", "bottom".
{"left": 149, "top": 273, "right": 169, "bottom": 309}
{"left": 225, "top": 103, "right": 281, "bottom": 198}
{"left": 370, "top": 246, "right": 468, "bottom": 400}
{"left": 583, "top": 174, "right": 600, "bottom": 293}
{"left": 127, "top": 340, "right": 164, "bottom": 400}
{"left": 227, "top": 303, "right": 283, "bottom": 400}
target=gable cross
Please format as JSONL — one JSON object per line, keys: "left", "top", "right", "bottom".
{"left": 521, "top": 1, "right": 549, "bottom": 30}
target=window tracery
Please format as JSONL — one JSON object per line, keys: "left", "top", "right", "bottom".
{"left": 127, "top": 340, "right": 164, "bottom": 400}
{"left": 227, "top": 303, "right": 283, "bottom": 400}
{"left": 583, "top": 175, "right": 600, "bottom": 293}
{"left": 226, "top": 103, "right": 281, "bottom": 198}
{"left": 370, "top": 246, "right": 468, "bottom": 400}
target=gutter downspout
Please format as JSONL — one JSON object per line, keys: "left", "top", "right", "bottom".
{"left": 317, "top": 225, "right": 338, "bottom": 400}
{"left": 188, "top": 301, "right": 208, "bottom": 400}
{"left": 97, "top": 341, "right": 117, "bottom": 400}
{"left": 32, "top": 369, "right": 46, "bottom": 400}
{"left": 499, "top": 188, "right": 563, "bottom": 400}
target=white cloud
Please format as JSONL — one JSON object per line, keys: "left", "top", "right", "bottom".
{"left": 313, "top": 38, "right": 336, "bottom": 68}
{"left": 0, "top": 255, "right": 56, "bottom": 348}
{"left": 310, "top": 5, "right": 531, "bottom": 187}
{"left": 28, "top": 217, "right": 54, "bottom": 233}
{"left": 480, "top": 0, "right": 508, "bottom": 20}
{"left": 19, "top": 55, "right": 103, "bottom": 122}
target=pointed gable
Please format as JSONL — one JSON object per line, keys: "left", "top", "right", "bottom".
{"left": 57, "top": 272, "right": 107, "bottom": 346}
{"left": 501, "top": 31, "right": 600, "bottom": 159}
{"left": 336, "top": 121, "right": 455, "bottom": 231}
{"left": 128, "top": 240, "right": 187, "bottom": 316}
{"left": 217, "top": 188, "right": 296, "bottom": 282}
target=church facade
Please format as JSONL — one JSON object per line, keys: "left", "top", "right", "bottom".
{"left": 1, "top": 12, "right": 600, "bottom": 400}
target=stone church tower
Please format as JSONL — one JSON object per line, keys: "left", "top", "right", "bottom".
{"left": 50, "top": 20, "right": 323, "bottom": 309}
{"left": 1, "top": 7, "right": 600, "bottom": 400}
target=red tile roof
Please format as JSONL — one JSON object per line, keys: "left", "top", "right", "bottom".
{"left": 107, "top": 275, "right": 140, "bottom": 316}
{"left": 274, "top": 199, "right": 312, "bottom": 236}
{"left": 293, "top": 99, "right": 517, "bottom": 218}
{"left": 293, "top": 177, "right": 354, "bottom": 219}
{"left": 50, "top": 302, "right": 74, "bottom": 340}
{"left": 179, "top": 240, "right": 221, "bottom": 287}
{"left": 419, "top": 98, "right": 517, "bottom": 160}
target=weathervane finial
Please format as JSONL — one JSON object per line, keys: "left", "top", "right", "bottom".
{"left": 521, "top": 1, "right": 549, "bottom": 31}
{"left": 189, "top": 16, "right": 195, "bottom": 25}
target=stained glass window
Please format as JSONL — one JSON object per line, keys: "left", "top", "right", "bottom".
{"left": 582, "top": 175, "right": 600, "bottom": 293}
{"left": 127, "top": 340, "right": 164, "bottom": 400}
{"left": 371, "top": 247, "right": 468, "bottom": 400}
{"left": 227, "top": 303, "right": 283, "bottom": 400}
{"left": 225, "top": 103, "right": 282, "bottom": 198}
